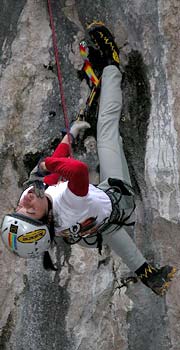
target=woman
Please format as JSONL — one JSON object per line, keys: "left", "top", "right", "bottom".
{"left": 1, "top": 23, "right": 176, "bottom": 296}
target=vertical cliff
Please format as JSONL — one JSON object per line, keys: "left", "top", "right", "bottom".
{"left": 0, "top": 1, "right": 180, "bottom": 349}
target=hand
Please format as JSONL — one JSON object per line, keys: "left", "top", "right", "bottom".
{"left": 23, "top": 162, "right": 49, "bottom": 198}
{"left": 23, "top": 178, "right": 45, "bottom": 199}
{"left": 70, "top": 120, "right": 91, "bottom": 139}
{"left": 32, "top": 180, "right": 46, "bottom": 198}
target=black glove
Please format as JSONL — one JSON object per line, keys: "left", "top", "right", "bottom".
{"left": 23, "top": 161, "right": 50, "bottom": 198}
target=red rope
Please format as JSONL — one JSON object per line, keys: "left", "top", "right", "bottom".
{"left": 47, "top": 0, "right": 73, "bottom": 157}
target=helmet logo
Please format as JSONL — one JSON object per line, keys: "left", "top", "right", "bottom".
{"left": 18, "top": 229, "right": 46, "bottom": 243}
{"left": 8, "top": 224, "right": 18, "bottom": 250}
{"left": 8, "top": 232, "right": 17, "bottom": 250}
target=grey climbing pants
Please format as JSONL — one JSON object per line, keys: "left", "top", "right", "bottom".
{"left": 80, "top": 66, "right": 146, "bottom": 272}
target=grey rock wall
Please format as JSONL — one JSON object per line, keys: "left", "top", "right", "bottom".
{"left": 0, "top": 0, "right": 180, "bottom": 349}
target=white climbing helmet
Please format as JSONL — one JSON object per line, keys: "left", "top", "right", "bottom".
{"left": 0, "top": 213, "right": 51, "bottom": 258}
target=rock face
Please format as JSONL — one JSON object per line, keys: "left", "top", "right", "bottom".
{"left": 0, "top": 0, "right": 180, "bottom": 349}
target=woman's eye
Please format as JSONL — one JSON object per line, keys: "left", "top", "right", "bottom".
{"left": 27, "top": 208, "right": 36, "bottom": 215}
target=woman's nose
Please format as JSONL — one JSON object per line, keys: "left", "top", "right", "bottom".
{"left": 23, "top": 192, "right": 33, "bottom": 205}
{"left": 28, "top": 193, "right": 33, "bottom": 200}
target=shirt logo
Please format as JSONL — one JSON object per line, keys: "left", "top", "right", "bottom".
{"left": 59, "top": 217, "right": 99, "bottom": 239}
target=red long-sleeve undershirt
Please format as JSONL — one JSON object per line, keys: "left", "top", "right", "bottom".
{"left": 44, "top": 143, "right": 70, "bottom": 186}
{"left": 44, "top": 143, "right": 89, "bottom": 196}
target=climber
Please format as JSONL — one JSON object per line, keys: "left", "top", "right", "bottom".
{"left": 0, "top": 22, "right": 176, "bottom": 296}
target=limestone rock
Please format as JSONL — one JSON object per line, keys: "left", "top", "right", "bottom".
{"left": 0, "top": 1, "right": 180, "bottom": 349}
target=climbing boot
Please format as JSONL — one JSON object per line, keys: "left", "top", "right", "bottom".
{"left": 87, "top": 21, "right": 120, "bottom": 68}
{"left": 136, "top": 263, "right": 176, "bottom": 296}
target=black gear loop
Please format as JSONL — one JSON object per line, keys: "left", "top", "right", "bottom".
{"left": 105, "top": 185, "right": 135, "bottom": 227}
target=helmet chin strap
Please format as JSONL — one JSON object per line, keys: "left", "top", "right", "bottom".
{"left": 43, "top": 196, "right": 55, "bottom": 243}
{"left": 47, "top": 196, "right": 52, "bottom": 213}
{"left": 42, "top": 197, "right": 56, "bottom": 270}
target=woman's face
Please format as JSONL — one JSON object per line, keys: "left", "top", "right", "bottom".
{"left": 16, "top": 187, "right": 48, "bottom": 220}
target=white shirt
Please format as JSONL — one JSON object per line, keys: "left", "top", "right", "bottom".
{"left": 45, "top": 182, "right": 112, "bottom": 234}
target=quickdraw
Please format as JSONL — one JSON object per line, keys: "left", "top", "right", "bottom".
{"left": 76, "top": 40, "right": 101, "bottom": 122}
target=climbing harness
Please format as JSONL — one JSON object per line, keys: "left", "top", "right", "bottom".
{"left": 56, "top": 216, "right": 109, "bottom": 254}
{"left": 57, "top": 177, "right": 136, "bottom": 256}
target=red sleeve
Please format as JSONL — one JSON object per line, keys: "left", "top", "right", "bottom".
{"left": 44, "top": 173, "right": 61, "bottom": 186}
{"left": 44, "top": 143, "right": 70, "bottom": 186}
{"left": 51, "top": 142, "right": 70, "bottom": 158}
{"left": 44, "top": 157, "right": 89, "bottom": 196}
